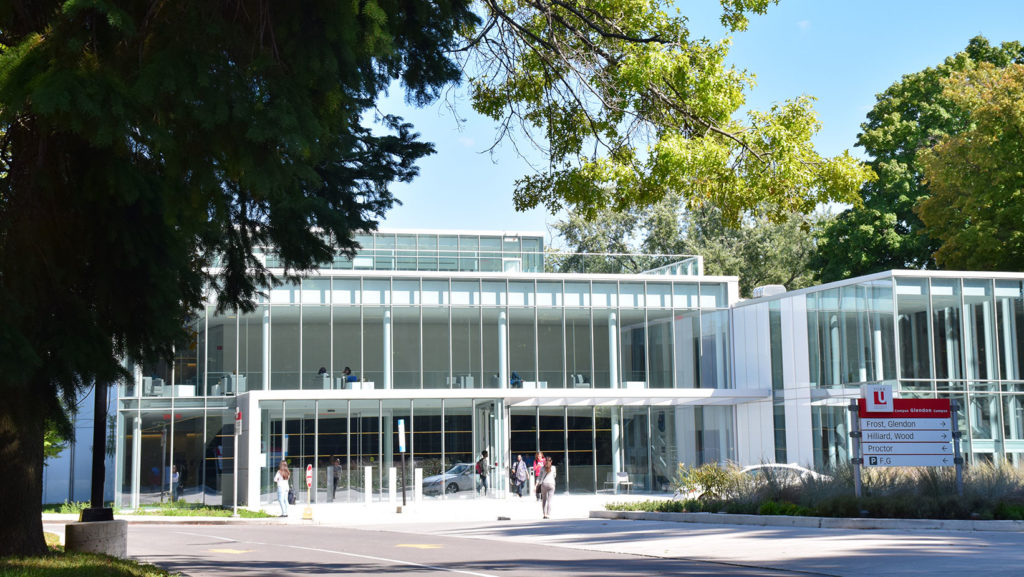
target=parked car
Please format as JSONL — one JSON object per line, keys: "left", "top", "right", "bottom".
{"left": 422, "top": 463, "right": 476, "bottom": 496}
{"left": 740, "top": 463, "right": 832, "bottom": 484}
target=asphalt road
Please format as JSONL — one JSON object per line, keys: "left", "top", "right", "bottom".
{"left": 128, "top": 523, "right": 803, "bottom": 577}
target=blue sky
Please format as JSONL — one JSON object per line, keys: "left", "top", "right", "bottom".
{"left": 377, "top": 0, "right": 1024, "bottom": 244}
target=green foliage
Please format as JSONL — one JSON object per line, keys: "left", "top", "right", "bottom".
{"left": 672, "top": 462, "right": 740, "bottom": 500}
{"left": 814, "top": 36, "right": 1024, "bottom": 282}
{"left": 551, "top": 192, "right": 826, "bottom": 297}
{"left": 916, "top": 63, "right": 1024, "bottom": 270}
{"left": 611, "top": 463, "right": 1024, "bottom": 520}
{"left": 134, "top": 502, "right": 272, "bottom": 518}
{"left": 464, "top": 0, "right": 870, "bottom": 223}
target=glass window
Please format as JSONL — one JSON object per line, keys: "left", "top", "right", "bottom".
{"left": 412, "top": 399, "right": 443, "bottom": 480}
{"left": 301, "top": 306, "right": 331, "bottom": 390}
{"left": 700, "top": 283, "right": 727, "bottom": 308}
{"left": 332, "top": 279, "right": 360, "bottom": 305}
{"left": 592, "top": 283, "right": 617, "bottom": 308}
{"left": 392, "top": 280, "right": 420, "bottom": 306}
{"left": 592, "top": 310, "right": 612, "bottom": 388}
{"left": 349, "top": 400, "right": 381, "bottom": 500}
{"left": 452, "top": 281, "right": 480, "bottom": 306}
{"left": 648, "top": 309, "right": 674, "bottom": 388}
{"left": 896, "top": 278, "right": 930, "bottom": 380}
{"left": 564, "top": 282, "right": 590, "bottom": 308}
{"left": 594, "top": 407, "right": 614, "bottom": 488}
{"left": 482, "top": 309, "right": 502, "bottom": 389}
{"left": 619, "top": 309, "right": 647, "bottom": 386}
{"left": 565, "top": 309, "right": 592, "bottom": 389}
{"left": 422, "top": 308, "right": 450, "bottom": 389}
{"left": 932, "top": 278, "right": 963, "bottom": 381}
{"left": 508, "top": 281, "right": 535, "bottom": 307}
{"left": 622, "top": 407, "right": 650, "bottom": 490}
{"left": 362, "top": 308, "right": 385, "bottom": 388}
{"left": 674, "top": 310, "right": 700, "bottom": 388}
{"left": 443, "top": 399, "right": 473, "bottom": 472}
{"left": 332, "top": 307, "right": 361, "bottom": 389}
{"left": 318, "top": 400, "right": 350, "bottom": 502}
{"left": 996, "top": 280, "right": 1024, "bottom": 381}
{"left": 963, "top": 279, "right": 996, "bottom": 381}
{"left": 452, "top": 308, "right": 481, "bottom": 389}
{"left": 481, "top": 281, "right": 506, "bottom": 306}
{"left": 392, "top": 307, "right": 420, "bottom": 389}
{"left": 301, "top": 278, "right": 330, "bottom": 305}
{"left": 536, "top": 282, "right": 562, "bottom": 308}
{"left": 363, "top": 279, "right": 390, "bottom": 305}
{"left": 270, "top": 306, "right": 300, "bottom": 390}
{"left": 651, "top": 407, "right": 678, "bottom": 491}
{"left": 422, "top": 280, "right": 448, "bottom": 306}
{"left": 509, "top": 308, "right": 537, "bottom": 385}
{"left": 206, "top": 310, "right": 237, "bottom": 396}
{"left": 619, "top": 283, "right": 643, "bottom": 308}
{"left": 646, "top": 283, "right": 672, "bottom": 308}
{"left": 539, "top": 407, "right": 567, "bottom": 492}
{"left": 538, "top": 308, "right": 565, "bottom": 389}
{"left": 239, "top": 306, "right": 265, "bottom": 392}
{"left": 700, "top": 310, "right": 730, "bottom": 388}
{"left": 673, "top": 283, "right": 699, "bottom": 309}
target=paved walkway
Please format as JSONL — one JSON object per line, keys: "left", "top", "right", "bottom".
{"left": 43, "top": 495, "right": 1024, "bottom": 576}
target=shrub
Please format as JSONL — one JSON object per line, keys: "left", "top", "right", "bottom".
{"left": 672, "top": 463, "right": 741, "bottom": 500}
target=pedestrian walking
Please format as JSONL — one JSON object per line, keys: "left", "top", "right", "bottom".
{"left": 533, "top": 452, "right": 545, "bottom": 501}
{"left": 274, "top": 460, "right": 291, "bottom": 517}
{"left": 539, "top": 458, "right": 556, "bottom": 519}
{"left": 513, "top": 454, "right": 528, "bottom": 497}
{"left": 476, "top": 450, "right": 490, "bottom": 495}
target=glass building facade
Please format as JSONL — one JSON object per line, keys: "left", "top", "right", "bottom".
{"left": 99, "top": 231, "right": 1024, "bottom": 511}
{"left": 114, "top": 230, "right": 747, "bottom": 508}
{"left": 734, "top": 271, "right": 1024, "bottom": 472}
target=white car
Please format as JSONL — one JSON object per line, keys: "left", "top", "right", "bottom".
{"left": 422, "top": 463, "right": 477, "bottom": 496}
{"left": 740, "top": 463, "right": 832, "bottom": 484}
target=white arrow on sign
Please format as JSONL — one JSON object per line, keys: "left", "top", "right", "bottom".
{"left": 862, "top": 430, "right": 952, "bottom": 443}
{"left": 864, "top": 454, "right": 952, "bottom": 467}
{"left": 859, "top": 418, "right": 951, "bottom": 430}
{"left": 864, "top": 442, "right": 952, "bottom": 455}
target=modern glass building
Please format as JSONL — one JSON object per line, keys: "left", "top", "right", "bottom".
{"left": 92, "top": 230, "right": 1024, "bottom": 510}
{"left": 733, "top": 270, "right": 1024, "bottom": 472}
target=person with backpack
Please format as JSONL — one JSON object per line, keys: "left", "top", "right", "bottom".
{"left": 475, "top": 450, "right": 489, "bottom": 496}
{"left": 513, "top": 454, "right": 528, "bottom": 497}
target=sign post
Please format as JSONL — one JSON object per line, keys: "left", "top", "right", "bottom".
{"left": 232, "top": 408, "right": 241, "bottom": 518}
{"left": 303, "top": 464, "right": 313, "bottom": 520}
{"left": 398, "top": 419, "right": 407, "bottom": 509}
{"left": 848, "top": 399, "right": 863, "bottom": 498}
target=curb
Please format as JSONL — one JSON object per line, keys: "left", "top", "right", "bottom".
{"left": 589, "top": 510, "right": 1024, "bottom": 532}
{"left": 43, "top": 514, "right": 283, "bottom": 526}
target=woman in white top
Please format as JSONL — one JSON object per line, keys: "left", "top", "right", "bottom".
{"left": 273, "top": 460, "right": 291, "bottom": 517}
{"left": 539, "top": 458, "right": 556, "bottom": 519}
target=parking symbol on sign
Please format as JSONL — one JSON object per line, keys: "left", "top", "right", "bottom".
{"left": 869, "top": 456, "right": 878, "bottom": 466}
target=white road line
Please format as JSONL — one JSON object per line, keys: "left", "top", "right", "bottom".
{"left": 168, "top": 530, "right": 500, "bottom": 577}
{"left": 287, "top": 544, "right": 500, "bottom": 577}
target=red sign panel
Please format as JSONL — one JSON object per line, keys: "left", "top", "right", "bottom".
{"left": 305, "top": 464, "right": 313, "bottom": 488}
{"left": 857, "top": 398, "right": 950, "bottom": 419}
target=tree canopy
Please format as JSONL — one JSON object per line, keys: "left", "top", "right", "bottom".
{"left": 813, "top": 36, "right": 1024, "bottom": 282}
{"left": 916, "top": 62, "right": 1024, "bottom": 270}
{"left": 0, "top": 0, "right": 869, "bottom": 556}
{"left": 551, "top": 193, "right": 824, "bottom": 298}
{"left": 463, "top": 0, "right": 871, "bottom": 223}
{"left": 0, "top": 0, "right": 476, "bottom": 555}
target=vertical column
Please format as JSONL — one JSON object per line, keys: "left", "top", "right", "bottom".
{"left": 131, "top": 416, "right": 141, "bottom": 510}
{"left": 873, "top": 327, "right": 884, "bottom": 381}
{"left": 983, "top": 300, "right": 995, "bottom": 378}
{"left": 1002, "top": 299, "right": 1018, "bottom": 380}
{"left": 611, "top": 406, "right": 621, "bottom": 474}
{"left": 262, "top": 308, "right": 271, "bottom": 391}
{"left": 498, "top": 310, "right": 508, "bottom": 389}
{"left": 608, "top": 312, "right": 619, "bottom": 389}
{"left": 383, "top": 309, "right": 392, "bottom": 389}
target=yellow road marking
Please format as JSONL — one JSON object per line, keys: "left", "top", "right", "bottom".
{"left": 208, "top": 548, "right": 253, "bottom": 554}
{"left": 396, "top": 544, "right": 443, "bottom": 549}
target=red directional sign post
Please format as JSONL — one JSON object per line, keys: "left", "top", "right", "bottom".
{"left": 857, "top": 398, "right": 954, "bottom": 467}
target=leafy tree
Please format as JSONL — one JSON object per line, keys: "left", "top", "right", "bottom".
{"left": 551, "top": 192, "right": 825, "bottom": 297}
{"left": 464, "top": 0, "right": 871, "bottom": 222}
{"left": 814, "top": 37, "right": 1024, "bottom": 282}
{"left": 917, "top": 63, "right": 1024, "bottom": 269}
{"left": 0, "top": 0, "right": 867, "bottom": 556}
{"left": 0, "top": 0, "right": 475, "bottom": 555}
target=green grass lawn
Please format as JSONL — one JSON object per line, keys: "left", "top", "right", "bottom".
{"left": 0, "top": 534, "right": 176, "bottom": 577}
{"left": 42, "top": 501, "right": 272, "bottom": 518}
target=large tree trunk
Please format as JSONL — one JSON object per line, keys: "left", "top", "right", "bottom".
{"left": 0, "top": 384, "right": 48, "bottom": 556}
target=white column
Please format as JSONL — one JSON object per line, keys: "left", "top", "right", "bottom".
{"left": 611, "top": 407, "right": 621, "bottom": 473}
{"left": 608, "top": 312, "right": 619, "bottom": 389}
{"left": 414, "top": 468, "right": 423, "bottom": 504}
{"left": 1002, "top": 299, "right": 1019, "bottom": 380}
{"left": 829, "top": 316, "right": 840, "bottom": 385}
{"left": 364, "top": 466, "right": 372, "bottom": 505}
{"left": 983, "top": 300, "right": 995, "bottom": 378}
{"left": 383, "top": 309, "right": 392, "bottom": 389}
{"left": 262, "top": 308, "right": 271, "bottom": 390}
{"left": 388, "top": 467, "right": 397, "bottom": 505}
{"left": 498, "top": 310, "right": 508, "bottom": 389}
{"left": 873, "top": 327, "right": 884, "bottom": 381}
{"left": 131, "top": 417, "right": 141, "bottom": 509}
